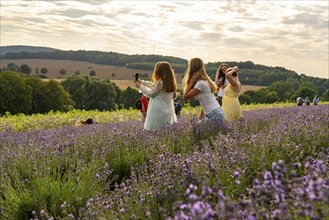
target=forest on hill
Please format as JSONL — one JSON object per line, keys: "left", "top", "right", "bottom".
{"left": 0, "top": 45, "right": 59, "bottom": 55}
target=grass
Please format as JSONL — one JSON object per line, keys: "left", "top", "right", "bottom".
{"left": 1, "top": 102, "right": 328, "bottom": 132}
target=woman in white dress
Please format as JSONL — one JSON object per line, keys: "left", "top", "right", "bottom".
{"left": 134, "top": 62, "right": 177, "bottom": 131}
{"left": 215, "top": 63, "right": 230, "bottom": 106}
{"left": 183, "top": 58, "right": 225, "bottom": 125}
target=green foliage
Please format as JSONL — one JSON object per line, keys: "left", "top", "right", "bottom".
{"left": 1, "top": 50, "right": 187, "bottom": 69}
{"left": 242, "top": 80, "right": 322, "bottom": 104}
{"left": 59, "top": 68, "right": 66, "bottom": 77}
{"left": 120, "top": 87, "right": 141, "bottom": 109}
{"left": 6, "top": 63, "right": 19, "bottom": 72}
{"left": 0, "top": 71, "right": 73, "bottom": 115}
{"left": 299, "top": 81, "right": 318, "bottom": 92}
{"left": 61, "top": 76, "right": 87, "bottom": 109}
{"left": 243, "top": 89, "right": 267, "bottom": 104}
{"left": 2, "top": 50, "right": 327, "bottom": 104}
{"left": 89, "top": 70, "right": 96, "bottom": 77}
{"left": 85, "top": 78, "right": 116, "bottom": 110}
{"left": 239, "top": 93, "right": 252, "bottom": 104}
{"left": 322, "top": 89, "right": 329, "bottom": 101}
{"left": 25, "top": 77, "right": 48, "bottom": 113}
{"left": 44, "top": 80, "right": 74, "bottom": 112}
{"left": 267, "top": 81, "right": 294, "bottom": 101}
{"left": 0, "top": 108, "right": 141, "bottom": 132}
{"left": 20, "top": 64, "right": 32, "bottom": 75}
{"left": 61, "top": 76, "right": 117, "bottom": 110}
{"left": 0, "top": 71, "right": 32, "bottom": 114}
{"left": 40, "top": 67, "right": 48, "bottom": 75}
{"left": 292, "top": 86, "right": 317, "bottom": 101}
{"left": 264, "top": 91, "right": 279, "bottom": 103}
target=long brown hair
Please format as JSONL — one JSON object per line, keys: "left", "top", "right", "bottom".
{"left": 215, "top": 63, "right": 229, "bottom": 81}
{"left": 151, "top": 62, "right": 177, "bottom": 92}
{"left": 183, "top": 58, "right": 217, "bottom": 93}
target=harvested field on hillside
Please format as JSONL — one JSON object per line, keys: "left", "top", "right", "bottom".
{"left": 0, "top": 59, "right": 184, "bottom": 79}
{"left": 1, "top": 59, "right": 266, "bottom": 92}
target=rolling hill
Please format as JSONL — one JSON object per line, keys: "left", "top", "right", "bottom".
{"left": 0, "top": 58, "right": 266, "bottom": 92}
{"left": 1, "top": 45, "right": 327, "bottom": 91}
{"left": 0, "top": 45, "right": 60, "bottom": 56}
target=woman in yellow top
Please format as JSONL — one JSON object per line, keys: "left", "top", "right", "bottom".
{"left": 222, "top": 66, "right": 242, "bottom": 121}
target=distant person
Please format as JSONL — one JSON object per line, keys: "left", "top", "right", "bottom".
{"left": 75, "top": 118, "right": 95, "bottom": 127}
{"left": 313, "top": 95, "right": 320, "bottom": 105}
{"left": 304, "top": 97, "right": 310, "bottom": 106}
{"left": 174, "top": 100, "right": 182, "bottom": 118}
{"left": 215, "top": 63, "right": 229, "bottom": 106}
{"left": 182, "top": 58, "right": 225, "bottom": 126}
{"left": 222, "top": 66, "right": 242, "bottom": 121}
{"left": 296, "top": 97, "right": 303, "bottom": 106}
{"left": 140, "top": 95, "right": 148, "bottom": 122}
{"left": 134, "top": 62, "right": 177, "bottom": 131}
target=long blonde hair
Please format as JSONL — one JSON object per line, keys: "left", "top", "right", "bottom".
{"left": 183, "top": 58, "right": 217, "bottom": 93}
{"left": 151, "top": 62, "right": 177, "bottom": 92}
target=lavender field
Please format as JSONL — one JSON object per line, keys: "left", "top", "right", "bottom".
{"left": 0, "top": 105, "right": 328, "bottom": 220}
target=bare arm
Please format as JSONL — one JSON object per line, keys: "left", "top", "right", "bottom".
{"left": 135, "top": 80, "right": 162, "bottom": 98}
{"left": 141, "top": 80, "right": 153, "bottom": 87}
{"left": 173, "top": 92, "right": 177, "bottom": 100}
{"left": 225, "top": 66, "right": 241, "bottom": 91}
{"left": 215, "top": 71, "right": 221, "bottom": 86}
{"left": 199, "top": 110, "right": 205, "bottom": 120}
{"left": 183, "top": 73, "right": 201, "bottom": 100}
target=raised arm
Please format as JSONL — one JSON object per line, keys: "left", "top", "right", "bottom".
{"left": 141, "top": 80, "right": 153, "bottom": 87}
{"left": 225, "top": 66, "right": 241, "bottom": 91}
{"left": 139, "top": 80, "right": 163, "bottom": 98}
{"left": 183, "top": 73, "right": 201, "bottom": 100}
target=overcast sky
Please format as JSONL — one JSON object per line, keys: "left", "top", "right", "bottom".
{"left": 0, "top": 0, "right": 328, "bottom": 78}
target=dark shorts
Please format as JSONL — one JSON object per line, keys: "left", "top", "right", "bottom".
{"left": 218, "top": 96, "right": 223, "bottom": 106}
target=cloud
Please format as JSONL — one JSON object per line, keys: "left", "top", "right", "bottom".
{"left": 0, "top": 0, "right": 328, "bottom": 78}
{"left": 282, "top": 12, "right": 328, "bottom": 30}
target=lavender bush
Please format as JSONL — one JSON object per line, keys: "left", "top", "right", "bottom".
{"left": 0, "top": 105, "right": 328, "bottom": 219}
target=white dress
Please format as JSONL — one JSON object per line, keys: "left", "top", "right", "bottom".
{"left": 217, "top": 79, "right": 230, "bottom": 98}
{"left": 139, "top": 80, "right": 177, "bottom": 131}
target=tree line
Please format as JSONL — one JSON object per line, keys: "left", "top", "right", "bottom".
{"left": 0, "top": 70, "right": 146, "bottom": 115}
{"left": 1, "top": 69, "right": 329, "bottom": 116}
{"left": 1, "top": 50, "right": 328, "bottom": 88}
{"left": 239, "top": 80, "right": 329, "bottom": 104}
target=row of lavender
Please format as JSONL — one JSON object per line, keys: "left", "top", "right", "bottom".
{"left": 0, "top": 105, "right": 328, "bottom": 219}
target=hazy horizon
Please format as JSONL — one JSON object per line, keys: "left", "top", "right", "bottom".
{"left": 1, "top": 0, "right": 328, "bottom": 79}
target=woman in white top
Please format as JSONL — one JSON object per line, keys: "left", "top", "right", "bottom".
{"left": 134, "top": 62, "right": 177, "bottom": 131}
{"left": 215, "top": 63, "right": 230, "bottom": 106}
{"left": 182, "top": 58, "right": 225, "bottom": 125}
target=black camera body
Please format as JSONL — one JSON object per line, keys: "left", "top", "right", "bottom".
{"left": 134, "top": 73, "right": 139, "bottom": 81}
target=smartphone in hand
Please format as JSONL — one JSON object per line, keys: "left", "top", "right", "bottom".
{"left": 134, "top": 73, "right": 139, "bottom": 81}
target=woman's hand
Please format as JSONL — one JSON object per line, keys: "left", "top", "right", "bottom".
{"left": 134, "top": 80, "right": 141, "bottom": 89}
{"left": 191, "top": 72, "right": 200, "bottom": 84}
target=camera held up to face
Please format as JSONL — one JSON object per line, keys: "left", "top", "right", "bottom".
{"left": 134, "top": 73, "right": 139, "bottom": 81}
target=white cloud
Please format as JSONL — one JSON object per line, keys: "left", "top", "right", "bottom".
{"left": 0, "top": 0, "right": 328, "bottom": 78}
